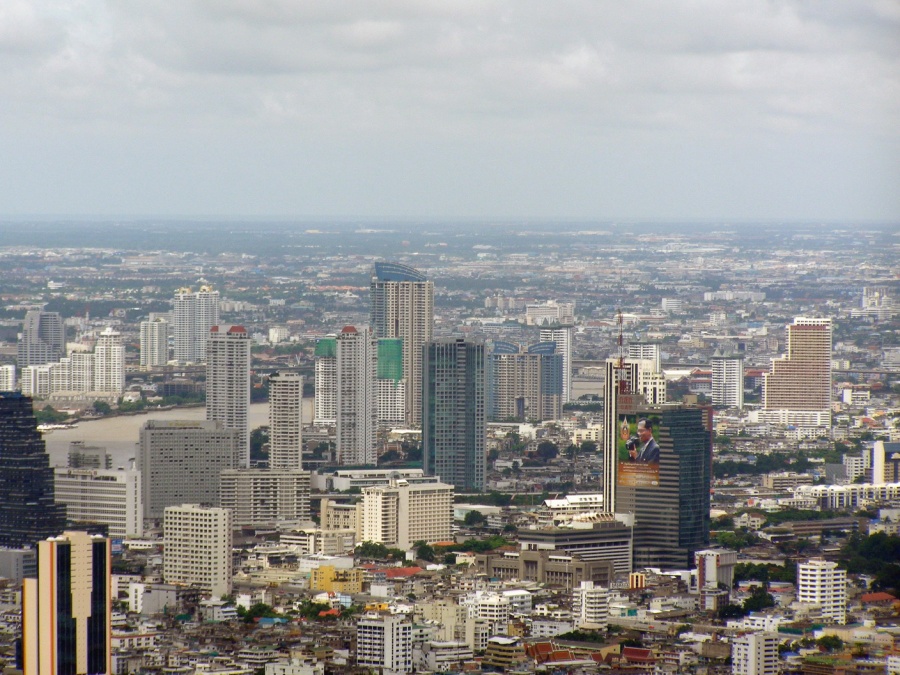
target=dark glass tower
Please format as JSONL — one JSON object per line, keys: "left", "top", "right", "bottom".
{"left": 423, "top": 338, "right": 485, "bottom": 491}
{"left": 0, "top": 393, "right": 67, "bottom": 547}
{"left": 616, "top": 404, "right": 712, "bottom": 570}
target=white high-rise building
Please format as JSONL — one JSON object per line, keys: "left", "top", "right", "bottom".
{"left": 539, "top": 325, "right": 573, "bottom": 402}
{"left": 731, "top": 632, "right": 779, "bottom": 675}
{"left": 526, "top": 301, "right": 575, "bottom": 326}
{"left": 269, "top": 371, "right": 303, "bottom": 470}
{"left": 140, "top": 318, "right": 169, "bottom": 368}
{"left": 573, "top": 581, "right": 609, "bottom": 630}
{"left": 695, "top": 549, "right": 738, "bottom": 590}
{"left": 336, "top": 326, "right": 377, "bottom": 466}
{"left": 0, "top": 365, "right": 15, "bottom": 391}
{"left": 206, "top": 325, "right": 251, "bottom": 467}
{"left": 21, "top": 364, "right": 53, "bottom": 398}
{"left": 601, "top": 358, "right": 666, "bottom": 513}
{"left": 712, "top": 356, "right": 744, "bottom": 409}
{"left": 219, "top": 469, "right": 310, "bottom": 527}
{"left": 163, "top": 504, "right": 232, "bottom": 597}
{"left": 94, "top": 327, "right": 125, "bottom": 394}
{"left": 173, "top": 286, "right": 219, "bottom": 363}
{"left": 360, "top": 477, "right": 453, "bottom": 549}
{"left": 627, "top": 343, "right": 661, "bottom": 373}
{"left": 370, "top": 262, "right": 434, "bottom": 427}
{"left": 54, "top": 468, "right": 143, "bottom": 538}
{"left": 313, "top": 336, "right": 337, "bottom": 426}
{"left": 357, "top": 613, "right": 413, "bottom": 675}
{"left": 797, "top": 558, "right": 847, "bottom": 625}
{"left": 70, "top": 352, "right": 94, "bottom": 393}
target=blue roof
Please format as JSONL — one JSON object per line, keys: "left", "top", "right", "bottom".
{"left": 527, "top": 341, "right": 557, "bottom": 355}
{"left": 374, "top": 262, "right": 427, "bottom": 282}
{"left": 491, "top": 341, "right": 519, "bottom": 354}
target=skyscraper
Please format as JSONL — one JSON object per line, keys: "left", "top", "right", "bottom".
{"left": 601, "top": 358, "right": 666, "bottom": 514}
{"left": 172, "top": 285, "right": 219, "bottom": 363}
{"left": 163, "top": 504, "right": 232, "bottom": 597}
{"left": 17, "top": 310, "right": 64, "bottom": 368}
{"left": 268, "top": 371, "right": 304, "bottom": 470}
{"left": 615, "top": 404, "right": 712, "bottom": 570}
{"left": 336, "top": 326, "right": 377, "bottom": 466}
{"left": 93, "top": 326, "right": 125, "bottom": 394}
{"left": 711, "top": 356, "right": 744, "bottom": 408}
{"left": 21, "top": 531, "right": 111, "bottom": 675}
{"left": 487, "top": 341, "right": 563, "bottom": 422}
{"left": 377, "top": 338, "right": 406, "bottom": 426}
{"left": 206, "top": 325, "right": 251, "bottom": 467}
{"left": 313, "top": 336, "right": 337, "bottom": 426}
{"left": 763, "top": 317, "right": 832, "bottom": 425}
{"left": 423, "top": 338, "right": 486, "bottom": 491}
{"left": 539, "top": 325, "right": 573, "bottom": 402}
{"left": 0, "top": 393, "right": 66, "bottom": 548}
{"left": 370, "top": 262, "right": 434, "bottom": 427}
{"left": 140, "top": 318, "right": 169, "bottom": 367}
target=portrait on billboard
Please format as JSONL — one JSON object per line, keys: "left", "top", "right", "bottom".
{"left": 617, "top": 414, "right": 661, "bottom": 488}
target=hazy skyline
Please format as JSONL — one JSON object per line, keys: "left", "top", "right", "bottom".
{"left": 1, "top": 1, "right": 898, "bottom": 222}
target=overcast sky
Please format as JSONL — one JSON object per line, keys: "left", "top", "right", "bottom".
{"left": 1, "top": 1, "right": 898, "bottom": 222}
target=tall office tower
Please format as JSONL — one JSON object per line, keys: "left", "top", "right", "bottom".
{"left": 206, "top": 325, "right": 251, "bottom": 467}
{"left": 172, "top": 285, "right": 219, "bottom": 363}
{"left": 357, "top": 613, "right": 413, "bottom": 675}
{"left": 0, "top": 365, "right": 15, "bottom": 390}
{"left": 0, "top": 393, "right": 66, "bottom": 547}
{"left": 163, "top": 504, "right": 233, "bottom": 597}
{"left": 711, "top": 356, "right": 744, "bottom": 408}
{"left": 17, "top": 310, "right": 64, "bottom": 368}
{"left": 269, "top": 371, "right": 304, "bottom": 470}
{"left": 336, "top": 326, "right": 377, "bottom": 466}
{"left": 487, "top": 341, "right": 563, "bottom": 422}
{"left": 627, "top": 343, "right": 661, "bottom": 373}
{"left": 94, "top": 326, "right": 125, "bottom": 394}
{"left": 423, "top": 338, "right": 486, "bottom": 491}
{"left": 359, "top": 476, "right": 453, "bottom": 549}
{"left": 21, "top": 531, "right": 111, "bottom": 675}
{"left": 601, "top": 358, "right": 666, "bottom": 513}
{"left": 219, "top": 469, "right": 311, "bottom": 527}
{"left": 54, "top": 468, "right": 143, "bottom": 538}
{"left": 763, "top": 317, "right": 832, "bottom": 425}
{"left": 797, "top": 558, "right": 847, "bottom": 625}
{"left": 140, "top": 318, "right": 169, "bottom": 368}
{"left": 615, "top": 404, "right": 712, "bottom": 570}
{"left": 313, "top": 336, "right": 337, "bottom": 425}
{"left": 138, "top": 420, "right": 239, "bottom": 519}
{"left": 377, "top": 338, "right": 406, "bottom": 426}
{"left": 573, "top": 581, "right": 610, "bottom": 630}
{"left": 369, "top": 262, "right": 434, "bottom": 427}
{"left": 539, "top": 325, "right": 573, "bottom": 402}
{"left": 731, "top": 633, "right": 779, "bottom": 675}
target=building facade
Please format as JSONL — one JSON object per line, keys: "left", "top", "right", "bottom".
{"left": 797, "top": 558, "right": 847, "bottom": 625}
{"left": 377, "top": 338, "right": 406, "bottom": 426}
{"left": 573, "top": 581, "right": 609, "bottom": 630}
{"left": 539, "top": 325, "right": 573, "bottom": 403}
{"left": 357, "top": 613, "right": 413, "bottom": 675}
{"left": 711, "top": 356, "right": 744, "bottom": 408}
{"left": 140, "top": 318, "right": 169, "bottom": 368}
{"left": 163, "top": 504, "right": 233, "bottom": 597}
{"left": 369, "top": 262, "right": 434, "bottom": 427}
{"left": 268, "top": 371, "right": 304, "bottom": 470}
{"left": 423, "top": 338, "right": 486, "bottom": 491}
{"left": 219, "top": 469, "right": 311, "bottom": 527}
{"left": 138, "top": 420, "right": 239, "bottom": 519}
{"left": 763, "top": 317, "right": 832, "bottom": 423}
{"left": 93, "top": 327, "right": 125, "bottom": 394}
{"left": 22, "top": 531, "right": 111, "bottom": 675}
{"left": 731, "top": 632, "right": 779, "bottom": 675}
{"left": 359, "top": 477, "right": 453, "bottom": 549}
{"left": 54, "top": 468, "right": 144, "bottom": 538}
{"left": 172, "top": 285, "right": 219, "bottom": 363}
{"left": 313, "top": 336, "right": 337, "bottom": 425}
{"left": 17, "top": 310, "right": 64, "bottom": 368}
{"left": 487, "top": 341, "right": 563, "bottom": 422}
{"left": 336, "top": 326, "right": 377, "bottom": 466}
{"left": 206, "top": 324, "right": 251, "bottom": 467}
{"left": 0, "top": 393, "right": 67, "bottom": 547}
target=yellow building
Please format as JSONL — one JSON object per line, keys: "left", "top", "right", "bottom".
{"left": 310, "top": 565, "right": 364, "bottom": 594}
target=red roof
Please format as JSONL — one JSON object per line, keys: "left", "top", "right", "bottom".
{"left": 318, "top": 608, "right": 340, "bottom": 617}
{"left": 861, "top": 592, "right": 897, "bottom": 604}
{"left": 341, "top": 325, "right": 357, "bottom": 334}
{"left": 622, "top": 647, "right": 656, "bottom": 663}
{"left": 385, "top": 566, "right": 423, "bottom": 578}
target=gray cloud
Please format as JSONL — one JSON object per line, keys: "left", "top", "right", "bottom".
{"left": 0, "top": 1, "right": 897, "bottom": 220}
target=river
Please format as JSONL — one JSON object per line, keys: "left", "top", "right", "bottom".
{"left": 41, "top": 401, "right": 313, "bottom": 469}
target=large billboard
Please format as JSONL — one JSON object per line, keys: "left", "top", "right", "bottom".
{"left": 617, "top": 413, "right": 661, "bottom": 488}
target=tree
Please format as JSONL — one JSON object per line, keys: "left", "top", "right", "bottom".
{"left": 415, "top": 541, "right": 435, "bottom": 562}
{"left": 464, "top": 510, "right": 487, "bottom": 528}
{"left": 92, "top": 400, "right": 112, "bottom": 415}
{"left": 580, "top": 440, "right": 598, "bottom": 455}
{"left": 816, "top": 635, "right": 843, "bottom": 652}
{"left": 250, "top": 426, "right": 269, "bottom": 463}
{"left": 536, "top": 440, "right": 559, "bottom": 462}
{"left": 742, "top": 585, "right": 775, "bottom": 613}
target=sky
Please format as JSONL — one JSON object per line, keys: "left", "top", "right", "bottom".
{"left": 0, "top": 1, "right": 898, "bottom": 222}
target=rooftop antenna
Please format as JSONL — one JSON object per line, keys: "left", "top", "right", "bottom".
{"left": 616, "top": 308, "right": 630, "bottom": 394}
